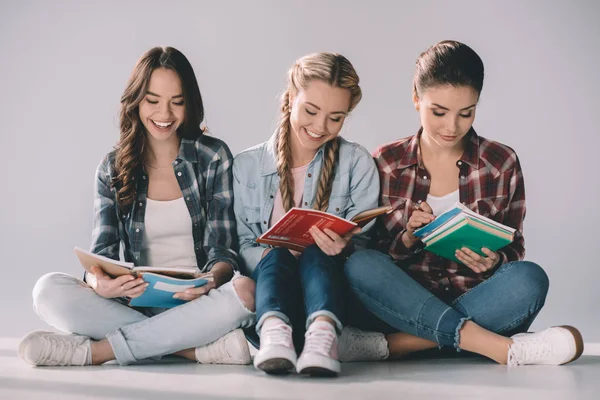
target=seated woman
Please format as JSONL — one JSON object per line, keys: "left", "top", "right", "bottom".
{"left": 18, "top": 46, "right": 255, "bottom": 367}
{"left": 342, "top": 40, "right": 583, "bottom": 367}
{"left": 233, "top": 52, "right": 379, "bottom": 376}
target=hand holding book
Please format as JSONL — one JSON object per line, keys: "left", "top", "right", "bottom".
{"left": 412, "top": 201, "right": 515, "bottom": 268}
{"left": 455, "top": 247, "right": 500, "bottom": 274}
{"left": 88, "top": 265, "right": 148, "bottom": 299}
{"left": 256, "top": 206, "right": 392, "bottom": 253}
{"left": 309, "top": 226, "right": 362, "bottom": 256}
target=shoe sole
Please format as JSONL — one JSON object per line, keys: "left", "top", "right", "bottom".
{"left": 558, "top": 325, "right": 584, "bottom": 364}
{"left": 256, "top": 358, "right": 295, "bottom": 375}
{"left": 298, "top": 366, "right": 339, "bottom": 377}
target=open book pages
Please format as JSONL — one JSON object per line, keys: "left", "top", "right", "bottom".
{"left": 74, "top": 247, "right": 205, "bottom": 279}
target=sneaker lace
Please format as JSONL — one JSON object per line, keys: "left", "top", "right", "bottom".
{"left": 304, "top": 328, "right": 336, "bottom": 356}
{"left": 262, "top": 323, "right": 293, "bottom": 348}
{"left": 508, "top": 337, "right": 552, "bottom": 366}
{"left": 40, "top": 335, "right": 86, "bottom": 366}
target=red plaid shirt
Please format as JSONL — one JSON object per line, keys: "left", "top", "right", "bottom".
{"left": 373, "top": 128, "right": 526, "bottom": 302}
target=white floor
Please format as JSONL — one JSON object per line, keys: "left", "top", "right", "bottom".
{"left": 1, "top": 338, "right": 599, "bottom": 400}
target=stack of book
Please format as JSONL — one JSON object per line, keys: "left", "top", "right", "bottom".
{"left": 413, "top": 202, "right": 515, "bottom": 262}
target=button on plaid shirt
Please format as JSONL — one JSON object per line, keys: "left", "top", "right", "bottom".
{"left": 90, "top": 135, "right": 238, "bottom": 272}
{"left": 373, "top": 128, "right": 526, "bottom": 301}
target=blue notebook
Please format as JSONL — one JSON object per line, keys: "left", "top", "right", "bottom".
{"left": 413, "top": 206, "right": 463, "bottom": 239}
{"left": 129, "top": 273, "right": 209, "bottom": 308}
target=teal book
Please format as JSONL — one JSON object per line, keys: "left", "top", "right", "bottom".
{"left": 423, "top": 218, "right": 513, "bottom": 263}
{"left": 128, "top": 273, "right": 209, "bottom": 308}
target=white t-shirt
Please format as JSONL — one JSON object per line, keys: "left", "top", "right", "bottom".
{"left": 426, "top": 189, "right": 460, "bottom": 217}
{"left": 138, "top": 197, "right": 198, "bottom": 268}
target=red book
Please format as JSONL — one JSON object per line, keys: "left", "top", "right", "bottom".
{"left": 256, "top": 206, "right": 392, "bottom": 252}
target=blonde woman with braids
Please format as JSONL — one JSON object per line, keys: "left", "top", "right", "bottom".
{"left": 233, "top": 52, "right": 379, "bottom": 376}
{"left": 18, "top": 47, "right": 256, "bottom": 367}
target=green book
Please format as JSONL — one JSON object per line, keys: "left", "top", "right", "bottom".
{"left": 424, "top": 217, "right": 513, "bottom": 263}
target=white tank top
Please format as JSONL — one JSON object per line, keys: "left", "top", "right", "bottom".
{"left": 138, "top": 197, "right": 198, "bottom": 268}
{"left": 426, "top": 189, "right": 460, "bottom": 217}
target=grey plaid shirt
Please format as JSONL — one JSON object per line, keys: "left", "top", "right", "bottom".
{"left": 90, "top": 135, "right": 238, "bottom": 272}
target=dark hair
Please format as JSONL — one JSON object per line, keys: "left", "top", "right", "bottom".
{"left": 114, "top": 46, "right": 205, "bottom": 213}
{"left": 413, "top": 40, "right": 484, "bottom": 99}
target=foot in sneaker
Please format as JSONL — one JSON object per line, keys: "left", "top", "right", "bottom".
{"left": 338, "top": 326, "right": 389, "bottom": 362}
{"left": 253, "top": 318, "right": 297, "bottom": 374}
{"left": 18, "top": 331, "right": 92, "bottom": 366}
{"left": 297, "top": 320, "right": 339, "bottom": 376}
{"left": 195, "top": 329, "right": 251, "bottom": 365}
{"left": 507, "top": 325, "right": 584, "bottom": 366}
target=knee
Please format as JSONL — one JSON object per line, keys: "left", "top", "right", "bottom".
{"left": 302, "top": 244, "right": 325, "bottom": 259}
{"left": 508, "top": 261, "right": 549, "bottom": 304}
{"left": 256, "top": 248, "right": 297, "bottom": 274}
{"left": 32, "top": 273, "right": 81, "bottom": 318}
{"left": 344, "top": 249, "right": 387, "bottom": 282}
{"left": 233, "top": 276, "right": 256, "bottom": 312}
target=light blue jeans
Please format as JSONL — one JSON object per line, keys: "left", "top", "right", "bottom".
{"left": 344, "top": 249, "right": 549, "bottom": 349}
{"left": 32, "top": 272, "right": 255, "bottom": 365}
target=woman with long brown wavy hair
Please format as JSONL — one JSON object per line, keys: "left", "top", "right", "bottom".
{"left": 233, "top": 52, "right": 379, "bottom": 376}
{"left": 18, "top": 46, "right": 256, "bottom": 367}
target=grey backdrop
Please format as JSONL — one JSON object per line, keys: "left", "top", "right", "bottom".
{"left": 1, "top": 0, "right": 599, "bottom": 341}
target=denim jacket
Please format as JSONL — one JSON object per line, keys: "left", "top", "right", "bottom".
{"left": 90, "top": 135, "right": 238, "bottom": 272}
{"left": 232, "top": 134, "right": 379, "bottom": 274}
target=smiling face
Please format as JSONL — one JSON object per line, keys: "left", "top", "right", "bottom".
{"left": 288, "top": 80, "right": 351, "bottom": 162}
{"left": 138, "top": 68, "right": 185, "bottom": 144}
{"left": 414, "top": 84, "right": 479, "bottom": 150}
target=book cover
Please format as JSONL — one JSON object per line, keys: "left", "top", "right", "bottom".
{"left": 424, "top": 219, "right": 513, "bottom": 262}
{"left": 256, "top": 206, "right": 392, "bottom": 252}
{"left": 128, "top": 273, "right": 209, "bottom": 308}
{"left": 414, "top": 202, "right": 515, "bottom": 239}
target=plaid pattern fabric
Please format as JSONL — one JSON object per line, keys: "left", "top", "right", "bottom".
{"left": 373, "top": 128, "right": 526, "bottom": 301}
{"left": 90, "top": 135, "right": 238, "bottom": 272}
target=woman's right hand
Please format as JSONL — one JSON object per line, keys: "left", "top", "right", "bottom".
{"left": 88, "top": 265, "right": 148, "bottom": 299}
{"left": 402, "top": 201, "right": 435, "bottom": 248}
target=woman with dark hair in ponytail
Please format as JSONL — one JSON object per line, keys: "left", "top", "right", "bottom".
{"left": 19, "top": 47, "right": 256, "bottom": 367}
{"left": 342, "top": 40, "right": 583, "bottom": 367}
{"left": 233, "top": 52, "right": 379, "bottom": 376}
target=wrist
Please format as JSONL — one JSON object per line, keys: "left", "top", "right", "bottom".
{"left": 401, "top": 230, "right": 419, "bottom": 249}
{"left": 210, "top": 262, "right": 234, "bottom": 286}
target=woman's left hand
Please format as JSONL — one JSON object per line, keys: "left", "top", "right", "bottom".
{"left": 173, "top": 273, "right": 216, "bottom": 301}
{"left": 309, "top": 226, "right": 361, "bottom": 256}
{"left": 455, "top": 247, "right": 500, "bottom": 273}
{"left": 172, "top": 262, "right": 233, "bottom": 301}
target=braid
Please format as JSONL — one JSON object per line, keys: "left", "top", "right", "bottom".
{"left": 276, "top": 91, "right": 295, "bottom": 212}
{"left": 313, "top": 137, "right": 339, "bottom": 211}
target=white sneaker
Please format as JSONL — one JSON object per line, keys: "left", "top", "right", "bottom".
{"left": 507, "top": 325, "right": 584, "bottom": 366}
{"left": 296, "top": 321, "right": 340, "bottom": 376}
{"left": 18, "top": 331, "right": 92, "bottom": 366}
{"left": 195, "top": 329, "right": 251, "bottom": 365}
{"left": 338, "top": 326, "right": 389, "bottom": 362}
{"left": 253, "top": 319, "right": 297, "bottom": 374}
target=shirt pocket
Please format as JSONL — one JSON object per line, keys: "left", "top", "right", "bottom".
{"left": 242, "top": 206, "right": 262, "bottom": 225}
{"left": 476, "top": 195, "right": 509, "bottom": 221}
{"left": 328, "top": 195, "right": 352, "bottom": 218}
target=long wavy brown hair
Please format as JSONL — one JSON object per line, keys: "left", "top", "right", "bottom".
{"left": 276, "top": 53, "right": 362, "bottom": 212}
{"left": 113, "top": 46, "right": 205, "bottom": 214}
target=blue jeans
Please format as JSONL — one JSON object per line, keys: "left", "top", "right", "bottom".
{"left": 344, "top": 249, "right": 549, "bottom": 349}
{"left": 251, "top": 245, "right": 345, "bottom": 351}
